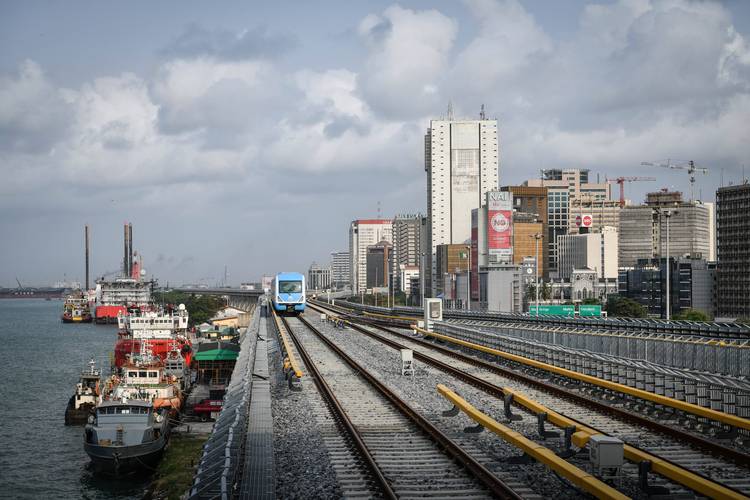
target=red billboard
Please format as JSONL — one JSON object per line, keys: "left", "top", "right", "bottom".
{"left": 487, "top": 191, "right": 513, "bottom": 257}
{"left": 575, "top": 214, "right": 593, "bottom": 228}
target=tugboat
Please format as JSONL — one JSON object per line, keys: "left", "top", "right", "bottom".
{"left": 83, "top": 397, "right": 170, "bottom": 474}
{"left": 65, "top": 358, "right": 100, "bottom": 425}
{"left": 61, "top": 292, "right": 93, "bottom": 323}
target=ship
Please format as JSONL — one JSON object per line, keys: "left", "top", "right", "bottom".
{"left": 94, "top": 223, "right": 156, "bottom": 324}
{"left": 61, "top": 292, "right": 93, "bottom": 323}
{"left": 114, "top": 305, "right": 192, "bottom": 375}
{"left": 65, "top": 358, "right": 100, "bottom": 425}
{"left": 83, "top": 398, "right": 170, "bottom": 475}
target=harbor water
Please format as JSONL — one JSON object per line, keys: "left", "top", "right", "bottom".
{"left": 0, "top": 299, "right": 151, "bottom": 499}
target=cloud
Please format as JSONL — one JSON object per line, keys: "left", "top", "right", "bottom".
{"left": 0, "top": 60, "right": 73, "bottom": 153}
{"left": 356, "top": 5, "right": 457, "bottom": 119}
{"left": 162, "top": 24, "right": 297, "bottom": 61}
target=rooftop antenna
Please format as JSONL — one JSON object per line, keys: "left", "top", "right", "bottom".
{"left": 479, "top": 104, "right": 486, "bottom": 120}
{"left": 447, "top": 101, "right": 454, "bottom": 121}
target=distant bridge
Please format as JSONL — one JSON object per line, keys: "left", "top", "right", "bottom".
{"left": 170, "top": 287, "right": 264, "bottom": 312}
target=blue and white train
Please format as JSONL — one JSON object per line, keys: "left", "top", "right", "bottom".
{"left": 271, "top": 272, "right": 306, "bottom": 314}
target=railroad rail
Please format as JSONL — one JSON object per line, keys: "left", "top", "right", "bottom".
{"left": 281, "top": 311, "right": 521, "bottom": 499}
{"left": 310, "top": 301, "right": 750, "bottom": 498}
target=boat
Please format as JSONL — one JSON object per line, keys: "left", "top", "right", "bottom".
{"left": 83, "top": 398, "right": 170, "bottom": 474}
{"left": 106, "top": 343, "right": 185, "bottom": 417}
{"left": 113, "top": 305, "right": 192, "bottom": 372}
{"left": 65, "top": 358, "right": 101, "bottom": 425}
{"left": 61, "top": 292, "right": 93, "bottom": 323}
{"left": 94, "top": 277, "right": 155, "bottom": 324}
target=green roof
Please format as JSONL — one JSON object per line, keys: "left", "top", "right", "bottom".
{"left": 193, "top": 349, "right": 239, "bottom": 361}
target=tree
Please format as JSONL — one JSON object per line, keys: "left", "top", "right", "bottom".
{"left": 581, "top": 297, "right": 601, "bottom": 305}
{"left": 606, "top": 295, "right": 648, "bottom": 318}
{"left": 152, "top": 291, "right": 225, "bottom": 326}
{"left": 672, "top": 308, "right": 711, "bottom": 321}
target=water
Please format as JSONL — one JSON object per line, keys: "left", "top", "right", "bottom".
{"left": 0, "top": 300, "right": 151, "bottom": 499}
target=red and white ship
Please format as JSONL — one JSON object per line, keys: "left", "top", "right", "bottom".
{"left": 114, "top": 304, "right": 192, "bottom": 370}
{"left": 94, "top": 223, "right": 156, "bottom": 324}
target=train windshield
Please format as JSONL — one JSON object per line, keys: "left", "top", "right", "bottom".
{"left": 279, "top": 281, "right": 303, "bottom": 293}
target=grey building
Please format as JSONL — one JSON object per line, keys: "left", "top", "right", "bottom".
{"left": 618, "top": 257, "right": 715, "bottom": 318}
{"left": 391, "top": 214, "right": 423, "bottom": 291}
{"left": 619, "top": 191, "right": 713, "bottom": 268}
{"left": 480, "top": 266, "right": 523, "bottom": 313}
{"left": 717, "top": 183, "right": 750, "bottom": 319}
{"left": 366, "top": 240, "right": 391, "bottom": 289}
{"left": 307, "top": 262, "right": 331, "bottom": 291}
{"left": 330, "top": 251, "right": 350, "bottom": 290}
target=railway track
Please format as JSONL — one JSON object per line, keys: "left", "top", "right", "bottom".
{"left": 310, "top": 301, "right": 750, "bottom": 498}
{"left": 276, "top": 312, "right": 522, "bottom": 499}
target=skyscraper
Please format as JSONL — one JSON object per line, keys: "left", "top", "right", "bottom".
{"left": 330, "top": 251, "right": 350, "bottom": 290}
{"left": 425, "top": 117, "right": 499, "bottom": 296}
{"left": 391, "top": 214, "right": 423, "bottom": 291}
{"left": 716, "top": 183, "right": 750, "bottom": 318}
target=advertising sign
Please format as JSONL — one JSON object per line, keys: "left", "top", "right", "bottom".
{"left": 529, "top": 304, "right": 575, "bottom": 317}
{"left": 575, "top": 214, "right": 593, "bottom": 227}
{"left": 487, "top": 191, "right": 512, "bottom": 257}
{"left": 579, "top": 304, "right": 602, "bottom": 317}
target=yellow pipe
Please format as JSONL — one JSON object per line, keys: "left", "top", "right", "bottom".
{"left": 437, "top": 384, "right": 630, "bottom": 500}
{"left": 504, "top": 387, "right": 748, "bottom": 500}
{"left": 271, "top": 310, "right": 304, "bottom": 379}
{"left": 415, "top": 326, "right": 750, "bottom": 432}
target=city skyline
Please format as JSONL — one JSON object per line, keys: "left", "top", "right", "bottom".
{"left": 2, "top": 0, "right": 749, "bottom": 286}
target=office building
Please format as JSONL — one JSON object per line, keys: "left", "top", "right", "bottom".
{"left": 307, "top": 262, "right": 331, "bottom": 291}
{"left": 399, "top": 265, "right": 420, "bottom": 294}
{"left": 349, "top": 219, "right": 392, "bottom": 293}
{"left": 557, "top": 226, "right": 618, "bottom": 280}
{"left": 716, "top": 183, "right": 750, "bottom": 318}
{"left": 330, "top": 251, "right": 350, "bottom": 290}
{"left": 366, "top": 240, "right": 391, "bottom": 289}
{"left": 480, "top": 266, "right": 523, "bottom": 313}
{"left": 512, "top": 212, "right": 545, "bottom": 278}
{"left": 391, "top": 214, "right": 423, "bottom": 291}
{"left": 619, "top": 192, "right": 712, "bottom": 268}
{"left": 425, "top": 116, "right": 499, "bottom": 296}
{"left": 435, "top": 243, "right": 470, "bottom": 299}
{"left": 619, "top": 257, "right": 716, "bottom": 318}
{"left": 524, "top": 169, "right": 611, "bottom": 276}
{"left": 501, "top": 185, "right": 548, "bottom": 276}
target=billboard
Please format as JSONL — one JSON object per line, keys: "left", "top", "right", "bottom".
{"left": 487, "top": 191, "right": 512, "bottom": 257}
{"left": 579, "top": 304, "right": 602, "bottom": 317}
{"left": 575, "top": 214, "right": 593, "bottom": 228}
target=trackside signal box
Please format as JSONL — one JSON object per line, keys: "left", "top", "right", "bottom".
{"left": 424, "top": 298, "right": 443, "bottom": 331}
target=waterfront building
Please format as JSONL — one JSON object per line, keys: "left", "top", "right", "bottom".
{"left": 307, "top": 262, "right": 331, "bottom": 291}
{"left": 330, "top": 251, "right": 350, "bottom": 290}
{"left": 716, "top": 183, "right": 750, "bottom": 319}
{"left": 349, "top": 219, "right": 392, "bottom": 293}
{"left": 425, "top": 116, "right": 499, "bottom": 296}
{"left": 618, "top": 191, "right": 712, "bottom": 268}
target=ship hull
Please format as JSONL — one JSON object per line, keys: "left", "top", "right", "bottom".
{"left": 84, "top": 432, "right": 169, "bottom": 475}
{"left": 95, "top": 305, "right": 127, "bottom": 324}
{"left": 65, "top": 396, "right": 95, "bottom": 426}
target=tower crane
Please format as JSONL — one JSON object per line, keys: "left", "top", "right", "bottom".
{"left": 640, "top": 160, "right": 709, "bottom": 202}
{"left": 606, "top": 176, "right": 657, "bottom": 207}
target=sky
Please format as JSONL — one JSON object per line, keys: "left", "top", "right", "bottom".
{"left": 1, "top": 0, "right": 749, "bottom": 287}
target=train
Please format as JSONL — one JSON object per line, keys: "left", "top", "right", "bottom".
{"left": 271, "top": 272, "right": 306, "bottom": 314}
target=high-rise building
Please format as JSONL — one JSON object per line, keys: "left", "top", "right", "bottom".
{"left": 619, "top": 192, "right": 712, "bottom": 268}
{"left": 391, "top": 214, "right": 423, "bottom": 291}
{"left": 349, "top": 219, "right": 392, "bottom": 293}
{"left": 366, "top": 240, "right": 391, "bottom": 289}
{"left": 425, "top": 117, "right": 499, "bottom": 296}
{"left": 501, "top": 185, "right": 548, "bottom": 276}
{"left": 330, "top": 251, "right": 350, "bottom": 290}
{"left": 524, "top": 169, "right": 611, "bottom": 277}
{"left": 307, "top": 262, "right": 331, "bottom": 291}
{"left": 557, "top": 226, "right": 619, "bottom": 280}
{"left": 512, "top": 213, "right": 545, "bottom": 278}
{"left": 716, "top": 183, "right": 750, "bottom": 319}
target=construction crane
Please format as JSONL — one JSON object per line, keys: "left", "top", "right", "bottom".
{"left": 606, "top": 176, "right": 656, "bottom": 207}
{"left": 641, "top": 160, "right": 709, "bottom": 201}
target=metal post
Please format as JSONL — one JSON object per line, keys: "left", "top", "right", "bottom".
{"left": 420, "top": 252, "right": 425, "bottom": 307}
{"left": 535, "top": 235, "right": 540, "bottom": 317}
{"left": 466, "top": 245, "right": 471, "bottom": 311}
{"left": 664, "top": 210, "right": 673, "bottom": 321}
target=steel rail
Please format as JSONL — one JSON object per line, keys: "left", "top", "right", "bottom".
{"left": 309, "top": 302, "right": 750, "bottom": 468}
{"left": 292, "top": 313, "right": 522, "bottom": 499}
{"left": 277, "top": 314, "right": 397, "bottom": 499}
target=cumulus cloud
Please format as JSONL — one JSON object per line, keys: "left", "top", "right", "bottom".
{"left": 162, "top": 24, "right": 297, "bottom": 61}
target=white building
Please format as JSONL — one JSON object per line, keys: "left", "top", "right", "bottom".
{"left": 557, "top": 226, "right": 619, "bottom": 280}
{"left": 399, "top": 265, "right": 420, "bottom": 294}
{"left": 425, "top": 117, "right": 499, "bottom": 296}
{"left": 349, "top": 219, "right": 392, "bottom": 293}
{"left": 330, "top": 251, "right": 350, "bottom": 289}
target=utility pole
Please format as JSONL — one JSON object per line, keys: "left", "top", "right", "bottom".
{"left": 530, "top": 233, "right": 543, "bottom": 317}
{"left": 465, "top": 245, "right": 471, "bottom": 311}
{"left": 664, "top": 209, "right": 674, "bottom": 321}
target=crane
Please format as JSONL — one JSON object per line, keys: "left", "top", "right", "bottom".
{"left": 640, "top": 160, "right": 709, "bottom": 202}
{"left": 606, "top": 176, "right": 657, "bottom": 207}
